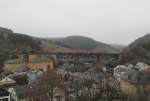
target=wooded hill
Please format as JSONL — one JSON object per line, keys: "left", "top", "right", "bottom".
{"left": 119, "top": 34, "right": 150, "bottom": 65}
{"left": 48, "top": 36, "right": 118, "bottom": 53}
{"left": 0, "top": 27, "right": 120, "bottom": 68}
{"left": 0, "top": 27, "right": 70, "bottom": 67}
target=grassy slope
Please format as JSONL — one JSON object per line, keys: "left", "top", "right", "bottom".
{"left": 40, "top": 39, "right": 72, "bottom": 52}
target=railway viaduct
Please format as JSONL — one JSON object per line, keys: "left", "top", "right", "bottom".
{"left": 49, "top": 51, "right": 119, "bottom": 66}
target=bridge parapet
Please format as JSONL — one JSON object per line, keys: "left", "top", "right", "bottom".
{"left": 49, "top": 51, "right": 120, "bottom": 65}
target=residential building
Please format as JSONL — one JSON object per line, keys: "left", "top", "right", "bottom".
{"left": 135, "top": 62, "right": 149, "bottom": 71}
{"left": 119, "top": 70, "right": 150, "bottom": 101}
{"left": 4, "top": 59, "right": 26, "bottom": 72}
{"left": 8, "top": 85, "right": 33, "bottom": 101}
{"left": 114, "top": 65, "right": 130, "bottom": 80}
{"left": 0, "top": 77, "right": 16, "bottom": 87}
{"left": 0, "top": 88, "right": 10, "bottom": 101}
{"left": 4, "top": 53, "right": 53, "bottom": 72}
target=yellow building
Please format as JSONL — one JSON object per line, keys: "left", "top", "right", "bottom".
{"left": 27, "top": 53, "right": 53, "bottom": 71}
{"left": 4, "top": 54, "right": 53, "bottom": 72}
{"left": 119, "top": 71, "right": 150, "bottom": 101}
{"left": 4, "top": 59, "right": 26, "bottom": 72}
{"left": 27, "top": 61, "right": 53, "bottom": 71}
{"left": 93, "top": 78, "right": 109, "bottom": 94}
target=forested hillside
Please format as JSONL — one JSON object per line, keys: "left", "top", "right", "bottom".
{"left": 0, "top": 27, "right": 41, "bottom": 67}
{"left": 0, "top": 27, "right": 120, "bottom": 68}
{"left": 119, "top": 34, "right": 150, "bottom": 65}
{"left": 48, "top": 36, "right": 118, "bottom": 53}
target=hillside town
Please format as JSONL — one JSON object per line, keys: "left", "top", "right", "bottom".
{"left": 1, "top": 0, "right": 150, "bottom": 101}
{"left": 0, "top": 50, "right": 149, "bottom": 101}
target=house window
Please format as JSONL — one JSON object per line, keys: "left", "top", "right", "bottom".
{"left": 2, "top": 98, "right": 8, "bottom": 101}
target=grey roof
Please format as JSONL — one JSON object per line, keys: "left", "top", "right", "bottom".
{"left": 11, "top": 84, "right": 34, "bottom": 99}
{"left": 114, "top": 66, "right": 129, "bottom": 73}
{"left": 5, "top": 59, "right": 26, "bottom": 64}
{"left": 5, "top": 55, "right": 52, "bottom": 64}
{"left": 77, "top": 71, "right": 104, "bottom": 83}
{"left": 29, "top": 58, "right": 41, "bottom": 63}
{"left": 29, "top": 55, "right": 52, "bottom": 63}
{"left": 15, "top": 66, "right": 30, "bottom": 73}
{"left": 27, "top": 71, "right": 43, "bottom": 83}
{"left": 123, "top": 70, "right": 150, "bottom": 84}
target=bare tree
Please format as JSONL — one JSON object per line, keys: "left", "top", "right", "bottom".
{"left": 30, "top": 65, "right": 58, "bottom": 101}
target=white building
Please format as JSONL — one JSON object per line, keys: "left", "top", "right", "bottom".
{"left": 114, "top": 65, "right": 129, "bottom": 80}
{"left": 0, "top": 77, "right": 16, "bottom": 87}
{"left": 0, "top": 88, "right": 10, "bottom": 101}
{"left": 135, "top": 62, "right": 149, "bottom": 71}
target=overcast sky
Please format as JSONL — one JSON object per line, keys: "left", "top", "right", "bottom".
{"left": 0, "top": 0, "right": 150, "bottom": 45}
